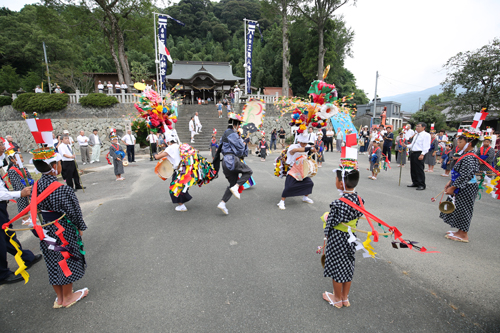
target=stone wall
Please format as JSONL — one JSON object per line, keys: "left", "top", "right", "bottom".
{"left": 0, "top": 103, "right": 137, "bottom": 121}
{"left": 0, "top": 104, "right": 136, "bottom": 152}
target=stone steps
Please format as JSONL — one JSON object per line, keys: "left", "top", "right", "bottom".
{"left": 176, "top": 105, "right": 229, "bottom": 150}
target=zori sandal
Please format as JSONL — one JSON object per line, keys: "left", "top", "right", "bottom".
{"left": 65, "top": 288, "right": 89, "bottom": 308}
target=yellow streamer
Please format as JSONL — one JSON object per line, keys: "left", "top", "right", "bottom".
{"left": 5, "top": 229, "right": 29, "bottom": 284}
{"left": 362, "top": 232, "right": 377, "bottom": 258}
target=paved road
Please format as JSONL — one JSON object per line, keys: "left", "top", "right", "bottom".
{"left": 1, "top": 151, "right": 498, "bottom": 332}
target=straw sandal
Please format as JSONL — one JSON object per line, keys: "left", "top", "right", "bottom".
{"left": 64, "top": 288, "right": 89, "bottom": 308}
{"left": 445, "top": 234, "right": 469, "bottom": 243}
{"left": 323, "top": 292, "right": 343, "bottom": 309}
{"left": 53, "top": 298, "right": 63, "bottom": 309}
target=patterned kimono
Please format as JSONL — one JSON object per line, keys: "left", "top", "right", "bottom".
{"left": 324, "top": 193, "right": 364, "bottom": 283}
{"left": 495, "top": 150, "right": 500, "bottom": 172}
{"left": 7, "top": 165, "right": 32, "bottom": 212}
{"left": 424, "top": 137, "right": 438, "bottom": 166}
{"left": 475, "top": 146, "right": 495, "bottom": 172}
{"left": 109, "top": 143, "right": 125, "bottom": 176}
{"left": 36, "top": 174, "right": 87, "bottom": 285}
{"left": 440, "top": 154, "right": 479, "bottom": 232}
{"left": 370, "top": 146, "right": 381, "bottom": 172}
{"left": 396, "top": 137, "right": 407, "bottom": 165}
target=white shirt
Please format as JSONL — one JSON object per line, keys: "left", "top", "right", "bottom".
{"left": 326, "top": 130, "right": 334, "bottom": 137}
{"left": 58, "top": 143, "right": 74, "bottom": 161}
{"left": 407, "top": 130, "right": 431, "bottom": 155}
{"left": 147, "top": 134, "right": 158, "bottom": 143}
{"left": 194, "top": 115, "right": 201, "bottom": 126}
{"left": 0, "top": 173, "right": 21, "bottom": 201}
{"left": 121, "top": 83, "right": 127, "bottom": 90}
{"left": 107, "top": 83, "right": 113, "bottom": 89}
{"left": 35, "top": 87, "right": 43, "bottom": 93}
{"left": 308, "top": 132, "right": 317, "bottom": 143}
{"left": 165, "top": 144, "right": 181, "bottom": 168}
{"left": 286, "top": 143, "right": 307, "bottom": 165}
{"left": 94, "top": 134, "right": 100, "bottom": 145}
{"left": 77, "top": 135, "right": 89, "bottom": 146}
{"left": 115, "top": 83, "right": 120, "bottom": 89}
{"left": 122, "top": 134, "right": 136, "bottom": 145}
{"left": 336, "top": 131, "right": 343, "bottom": 140}
{"left": 189, "top": 119, "right": 195, "bottom": 132}
{"left": 404, "top": 129, "right": 415, "bottom": 141}
{"left": 98, "top": 83, "right": 104, "bottom": 90}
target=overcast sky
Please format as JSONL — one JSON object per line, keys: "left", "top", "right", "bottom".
{"left": 337, "top": 0, "right": 500, "bottom": 97}
{"left": 3, "top": 0, "right": 500, "bottom": 98}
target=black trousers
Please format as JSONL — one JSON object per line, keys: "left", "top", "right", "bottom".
{"left": 127, "top": 145, "right": 135, "bottom": 162}
{"left": 150, "top": 143, "right": 157, "bottom": 160}
{"left": 382, "top": 146, "right": 392, "bottom": 162}
{"left": 221, "top": 158, "right": 253, "bottom": 202}
{"left": 325, "top": 137, "right": 333, "bottom": 152}
{"left": 0, "top": 202, "right": 35, "bottom": 280}
{"left": 62, "top": 160, "right": 82, "bottom": 189}
{"left": 410, "top": 151, "right": 425, "bottom": 187}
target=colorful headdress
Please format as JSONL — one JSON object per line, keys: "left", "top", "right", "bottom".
{"left": 134, "top": 87, "right": 177, "bottom": 133}
{"left": 5, "top": 148, "right": 16, "bottom": 157}
{"left": 31, "top": 147, "right": 56, "bottom": 160}
{"left": 461, "top": 128, "right": 481, "bottom": 140}
{"left": 228, "top": 112, "right": 243, "bottom": 123}
{"left": 110, "top": 135, "right": 118, "bottom": 141}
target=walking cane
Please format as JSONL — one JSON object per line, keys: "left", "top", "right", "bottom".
{"left": 398, "top": 151, "right": 403, "bottom": 186}
{"left": 74, "top": 160, "right": 85, "bottom": 193}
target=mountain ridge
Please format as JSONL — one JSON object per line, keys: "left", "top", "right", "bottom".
{"left": 383, "top": 85, "right": 443, "bottom": 113}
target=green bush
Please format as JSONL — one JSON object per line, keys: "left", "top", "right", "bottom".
{"left": 0, "top": 96, "right": 12, "bottom": 107}
{"left": 12, "top": 93, "right": 69, "bottom": 113}
{"left": 79, "top": 93, "right": 119, "bottom": 107}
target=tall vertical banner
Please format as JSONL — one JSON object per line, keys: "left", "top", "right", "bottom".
{"left": 158, "top": 15, "right": 168, "bottom": 92}
{"left": 246, "top": 21, "right": 256, "bottom": 94}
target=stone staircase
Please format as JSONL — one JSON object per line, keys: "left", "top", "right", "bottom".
{"left": 175, "top": 104, "right": 229, "bottom": 151}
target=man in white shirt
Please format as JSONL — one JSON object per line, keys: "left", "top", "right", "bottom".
{"left": 336, "top": 127, "right": 343, "bottom": 152}
{"left": 97, "top": 81, "right": 104, "bottom": 93}
{"left": 121, "top": 82, "right": 128, "bottom": 93}
{"left": 404, "top": 122, "right": 431, "bottom": 190}
{"left": 88, "top": 129, "right": 102, "bottom": 163}
{"left": 107, "top": 81, "right": 113, "bottom": 94}
{"left": 307, "top": 127, "right": 317, "bottom": 145}
{"left": 59, "top": 135, "right": 84, "bottom": 190}
{"left": 121, "top": 130, "right": 136, "bottom": 162}
{"left": 189, "top": 116, "right": 196, "bottom": 143}
{"left": 404, "top": 125, "right": 415, "bottom": 141}
{"left": 194, "top": 112, "right": 202, "bottom": 134}
{"left": 34, "top": 85, "right": 43, "bottom": 93}
{"left": 76, "top": 130, "right": 90, "bottom": 165}
{"left": 146, "top": 130, "right": 158, "bottom": 161}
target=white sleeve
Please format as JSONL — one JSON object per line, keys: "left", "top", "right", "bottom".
{"left": 421, "top": 133, "right": 431, "bottom": 155}
{"left": 0, "top": 182, "right": 21, "bottom": 201}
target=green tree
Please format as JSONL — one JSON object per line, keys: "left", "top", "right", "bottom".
{"left": 0, "top": 65, "right": 21, "bottom": 93}
{"left": 442, "top": 38, "right": 500, "bottom": 116}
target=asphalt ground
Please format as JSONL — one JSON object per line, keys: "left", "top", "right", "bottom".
{"left": 1, "top": 150, "right": 499, "bottom": 332}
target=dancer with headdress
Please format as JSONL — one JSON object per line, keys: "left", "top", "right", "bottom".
{"left": 5, "top": 149, "right": 33, "bottom": 225}
{"left": 441, "top": 129, "right": 481, "bottom": 243}
{"left": 277, "top": 133, "right": 316, "bottom": 210}
{"left": 322, "top": 154, "right": 362, "bottom": 308}
{"left": 216, "top": 113, "right": 253, "bottom": 215}
{"left": 109, "top": 135, "right": 125, "bottom": 181}
{"left": 154, "top": 132, "right": 190, "bottom": 212}
{"left": 31, "top": 148, "right": 88, "bottom": 308}
{"left": 476, "top": 134, "right": 495, "bottom": 174}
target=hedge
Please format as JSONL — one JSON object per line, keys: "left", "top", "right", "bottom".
{"left": 0, "top": 96, "right": 12, "bottom": 107}
{"left": 79, "top": 93, "right": 119, "bottom": 107}
{"left": 12, "top": 93, "right": 69, "bottom": 113}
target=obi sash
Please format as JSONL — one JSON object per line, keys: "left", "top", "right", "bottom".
{"left": 332, "top": 218, "right": 359, "bottom": 233}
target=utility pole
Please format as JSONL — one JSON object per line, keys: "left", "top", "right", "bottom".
{"left": 43, "top": 42, "right": 52, "bottom": 94}
{"left": 371, "top": 71, "right": 379, "bottom": 127}
{"left": 418, "top": 97, "right": 421, "bottom": 111}
{"left": 243, "top": 18, "right": 247, "bottom": 96}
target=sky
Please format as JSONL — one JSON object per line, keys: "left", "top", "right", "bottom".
{"left": 2, "top": 0, "right": 500, "bottom": 99}
{"left": 336, "top": 0, "right": 500, "bottom": 98}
